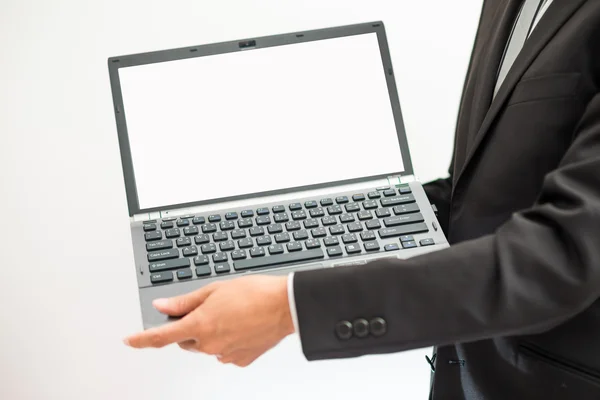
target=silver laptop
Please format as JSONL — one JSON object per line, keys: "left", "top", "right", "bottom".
{"left": 108, "top": 21, "right": 449, "bottom": 329}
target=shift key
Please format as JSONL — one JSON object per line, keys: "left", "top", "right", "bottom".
{"left": 378, "top": 223, "right": 429, "bottom": 238}
{"left": 147, "top": 248, "right": 179, "bottom": 262}
{"left": 149, "top": 257, "right": 190, "bottom": 273}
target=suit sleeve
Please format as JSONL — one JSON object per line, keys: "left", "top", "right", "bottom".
{"left": 293, "top": 93, "right": 600, "bottom": 360}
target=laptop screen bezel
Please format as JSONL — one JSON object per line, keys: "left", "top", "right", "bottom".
{"left": 108, "top": 21, "right": 414, "bottom": 217}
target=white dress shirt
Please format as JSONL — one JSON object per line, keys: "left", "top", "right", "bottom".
{"left": 288, "top": 0, "right": 554, "bottom": 337}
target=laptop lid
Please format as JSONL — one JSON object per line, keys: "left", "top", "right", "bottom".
{"left": 108, "top": 21, "right": 414, "bottom": 217}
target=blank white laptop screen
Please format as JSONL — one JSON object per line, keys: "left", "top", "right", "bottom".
{"left": 119, "top": 32, "right": 405, "bottom": 210}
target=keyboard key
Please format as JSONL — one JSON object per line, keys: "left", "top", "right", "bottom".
{"left": 274, "top": 213, "right": 289, "bottom": 223}
{"left": 363, "top": 200, "right": 378, "bottom": 209}
{"left": 268, "top": 224, "right": 283, "bottom": 234}
{"left": 400, "top": 235, "right": 414, "bottom": 242}
{"left": 194, "top": 234, "right": 210, "bottom": 244}
{"left": 368, "top": 191, "right": 381, "bottom": 199}
{"left": 177, "top": 219, "right": 190, "bottom": 227}
{"left": 292, "top": 210, "right": 307, "bottom": 220}
{"left": 208, "top": 215, "right": 221, "bottom": 223}
{"left": 327, "top": 246, "right": 343, "bottom": 257}
{"left": 145, "top": 231, "right": 162, "bottom": 241}
{"left": 194, "top": 255, "right": 209, "bottom": 266}
{"left": 383, "top": 189, "right": 396, "bottom": 197}
{"left": 231, "top": 229, "right": 246, "bottom": 239}
{"left": 360, "top": 231, "right": 376, "bottom": 241}
{"left": 385, "top": 243, "right": 400, "bottom": 251}
{"left": 176, "top": 237, "right": 192, "bottom": 247}
{"left": 327, "top": 205, "right": 343, "bottom": 215}
{"left": 225, "top": 212, "right": 238, "bottom": 220}
{"left": 150, "top": 272, "right": 173, "bottom": 284}
{"left": 250, "top": 226, "right": 264, "bottom": 236}
{"left": 250, "top": 247, "right": 266, "bottom": 257}
{"left": 220, "top": 221, "right": 235, "bottom": 230}
{"left": 329, "top": 225, "right": 345, "bottom": 235}
{"left": 399, "top": 185, "right": 412, "bottom": 194}
{"left": 257, "top": 207, "right": 270, "bottom": 215}
{"left": 304, "top": 201, "right": 318, "bottom": 208}
{"left": 348, "top": 222, "right": 363, "bottom": 232}
{"left": 231, "top": 249, "right": 247, "bottom": 260}
{"left": 241, "top": 210, "right": 254, "bottom": 218}
{"left": 147, "top": 248, "right": 179, "bottom": 262}
{"left": 192, "top": 216, "right": 206, "bottom": 225}
{"left": 202, "top": 224, "right": 217, "bottom": 233}
{"left": 257, "top": 235, "right": 272, "bottom": 246}
{"left": 165, "top": 229, "right": 180, "bottom": 239}
{"left": 238, "top": 218, "right": 253, "bottom": 228}
{"left": 180, "top": 214, "right": 195, "bottom": 220}
{"left": 364, "top": 241, "right": 380, "bottom": 251}
{"left": 177, "top": 269, "right": 193, "bottom": 280}
{"left": 272, "top": 205, "right": 286, "bottom": 213}
{"left": 358, "top": 210, "right": 373, "bottom": 220}
{"left": 376, "top": 208, "right": 392, "bottom": 218}
{"left": 336, "top": 196, "right": 349, "bottom": 204}
{"left": 268, "top": 244, "right": 284, "bottom": 255}
{"left": 376, "top": 186, "right": 390, "bottom": 191}
{"left": 403, "top": 240, "right": 417, "bottom": 249}
{"left": 143, "top": 223, "right": 156, "bottom": 232}
{"left": 342, "top": 234, "right": 358, "bottom": 244}
{"left": 275, "top": 232, "right": 290, "bottom": 243}
{"left": 143, "top": 220, "right": 157, "bottom": 224}
{"left": 304, "top": 219, "right": 319, "bottom": 229}
{"left": 310, "top": 207, "right": 325, "bottom": 218}
{"left": 311, "top": 227, "right": 327, "bottom": 238}
{"left": 289, "top": 203, "right": 302, "bottom": 211}
{"left": 381, "top": 194, "right": 416, "bottom": 207}
{"left": 161, "top": 217, "right": 176, "bottom": 222}
{"left": 213, "top": 232, "right": 228, "bottom": 242}
{"left": 340, "top": 214, "right": 355, "bottom": 223}
{"left": 184, "top": 226, "right": 199, "bottom": 236}
{"left": 146, "top": 240, "right": 173, "bottom": 251}
{"left": 345, "top": 244, "right": 361, "bottom": 254}
{"left": 220, "top": 240, "right": 235, "bottom": 251}
{"left": 366, "top": 220, "right": 382, "bottom": 230}
{"left": 420, "top": 238, "right": 435, "bottom": 246}
{"left": 286, "top": 221, "right": 301, "bottom": 231}
{"left": 160, "top": 221, "right": 174, "bottom": 229}
{"left": 215, "top": 263, "right": 231, "bottom": 274}
{"left": 378, "top": 223, "right": 429, "bottom": 239}
{"left": 393, "top": 203, "right": 421, "bottom": 215}
{"left": 287, "top": 242, "right": 303, "bottom": 252}
{"left": 352, "top": 194, "right": 366, "bottom": 201}
{"left": 256, "top": 215, "right": 271, "bottom": 225}
{"left": 213, "top": 252, "right": 228, "bottom": 263}
{"left": 383, "top": 213, "right": 425, "bottom": 227}
{"left": 324, "top": 236, "right": 339, "bottom": 246}
{"left": 345, "top": 203, "right": 361, "bottom": 212}
{"left": 305, "top": 239, "right": 321, "bottom": 249}
{"left": 183, "top": 246, "right": 198, "bottom": 257}
{"left": 320, "top": 198, "right": 334, "bottom": 206}
{"left": 238, "top": 238, "right": 253, "bottom": 248}
{"left": 293, "top": 230, "right": 309, "bottom": 241}
{"left": 195, "top": 265, "right": 212, "bottom": 277}
{"left": 234, "top": 249, "right": 325, "bottom": 271}
{"left": 149, "top": 257, "right": 190, "bottom": 273}
{"left": 201, "top": 243, "right": 217, "bottom": 254}
{"left": 322, "top": 216, "right": 337, "bottom": 226}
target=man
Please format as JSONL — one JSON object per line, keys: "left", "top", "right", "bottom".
{"left": 124, "top": 0, "right": 600, "bottom": 398}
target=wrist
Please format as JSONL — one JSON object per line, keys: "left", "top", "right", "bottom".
{"left": 279, "top": 275, "right": 295, "bottom": 336}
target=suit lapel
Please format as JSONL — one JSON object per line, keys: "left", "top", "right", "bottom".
{"left": 453, "top": 0, "right": 588, "bottom": 190}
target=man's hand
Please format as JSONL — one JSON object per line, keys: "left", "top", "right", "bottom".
{"left": 123, "top": 275, "right": 294, "bottom": 367}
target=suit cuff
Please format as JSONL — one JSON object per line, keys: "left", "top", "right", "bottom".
{"left": 287, "top": 272, "right": 300, "bottom": 336}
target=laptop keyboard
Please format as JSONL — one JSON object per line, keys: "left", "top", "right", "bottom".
{"left": 142, "top": 186, "right": 436, "bottom": 285}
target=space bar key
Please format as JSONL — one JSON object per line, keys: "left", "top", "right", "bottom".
{"left": 233, "top": 249, "right": 325, "bottom": 271}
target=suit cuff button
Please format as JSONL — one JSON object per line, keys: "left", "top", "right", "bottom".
{"left": 370, "top": 317, "right": 387, "bottom": 337}
{"left": 353, "top": 318, "right": 370, "bottom": 338}
{"left": 335, "top": 321, "right": 353, "bottom": 340}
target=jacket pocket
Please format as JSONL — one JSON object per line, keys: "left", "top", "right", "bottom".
{"left": 507, "top": 73, "right": 581, "bottom": 107}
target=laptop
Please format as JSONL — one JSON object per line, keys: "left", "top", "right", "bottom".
{"left": 108, "top": 21, "right": 449, "bottom": 329}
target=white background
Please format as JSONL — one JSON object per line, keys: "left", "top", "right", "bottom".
{"left": 0, "top": 1, "right": 482, "bottom": 399}
{"left": 120, "top": 33, "right": 403, "bottom": 210}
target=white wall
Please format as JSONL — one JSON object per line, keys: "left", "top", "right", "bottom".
{"left": 0, "top": 1, "right": 482, "bottom": 399}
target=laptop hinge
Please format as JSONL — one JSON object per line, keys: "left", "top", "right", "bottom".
{"left": 387, "top": 174, "right": 416, "bottom": 186}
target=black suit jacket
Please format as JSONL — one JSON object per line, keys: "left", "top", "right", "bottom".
{"left": 293, "top": 0, "right": 600, "bottom": 398}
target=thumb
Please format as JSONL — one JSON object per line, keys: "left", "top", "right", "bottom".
{"left": 153, "top": 283, "right": 218, "bottom": 316}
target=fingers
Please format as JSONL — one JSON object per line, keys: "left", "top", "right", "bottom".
{"left": 124, "top": 318, "right": 194, "bottom": 349}
{"left": 178, "top": 339, "right": 198, "bottom": 352}
{"left": 153, "top": 283, "right": 218, "bottom": 317}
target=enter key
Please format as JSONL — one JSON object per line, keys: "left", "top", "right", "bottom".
{"left": 383, "top": 213, "right": 425, "bottom": 227}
